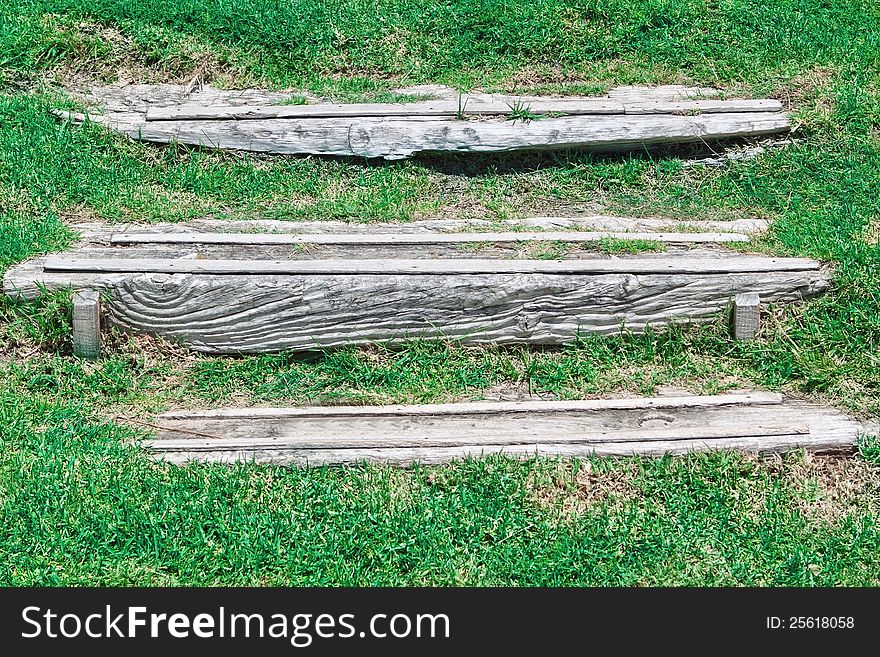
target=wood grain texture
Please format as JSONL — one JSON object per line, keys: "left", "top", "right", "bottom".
{"left": 43, "top": 256, "right": 820, "bottom": 275}
{"left": 79, "top": 216, "right": 771, "bottom": 238}
{"left": 145, "top": 398, "right": 861, "bottom": 466}
{"left": 158, "top": 392, "right": 784, "bottom": 419}
{"left": 64, "top": 110, "right": 790, "bottom": 160}
{"left": 77, "top": 83, "right": 723, "bottom": 117}
{"left": 149, "top": 425, "right": 810, "bottom": 451}
{"left": 90, "top": 268, "right": 826, "bottom": 352}
{"left": 150, "top": 434, "right": 854, "bottom": 466}
{"left": 145, "top": 98, "right": 782, "bottom": 121}
{"left": 109, "top": 230, "right": 751, "bottom": 246}
{"left": 45, "top": 243, "right": 700, "bottom": 263}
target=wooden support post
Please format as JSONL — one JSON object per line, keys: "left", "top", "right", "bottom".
{"left": 72, "top": 289, "right": 102, "bottom": 360}
{"left": 733, "top": 292, "right": 760, "bottom": 340}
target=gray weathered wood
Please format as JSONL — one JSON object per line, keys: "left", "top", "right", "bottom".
{"left": 72, "top": 289, "right": 101, "bottom": 360}
{"left": 109, "top": 230, "right": 750, "bottom": 246}
{"left": 63, "top": 110, "right": 790, "bottom": 160}
{"left": 43, "top": 256, "right": 820, "bottom": 275}
{"left": 733, "top": 292, "right": 761, "bottom": 340}
{"left": 4, "top": 251, "right": 831, "bottom": 353}
{"left": 144, "top": 397, "right": 862, "bottom": 466}
{"left": 79, "top": 216, "right": 771, "bottom": 238}
{"left": 605, "top": 85, "right": 720, "bottom": 101}
{"left": 78, "top": 83, "right": 724, "bottom": 116}
{"left": 145, "top": 98, "right": 782, "bottom": 122}
{"left": 75, "top": 269, "right": 828, "bottom": 352}
{"left": 149, "top": 424, "right": 809, "bottom": 451}
{"left": 158, "top": 392, "right": 783, "bottom": 420}
{"left": 3, "top": 247, "right": 830, "bottom": 353}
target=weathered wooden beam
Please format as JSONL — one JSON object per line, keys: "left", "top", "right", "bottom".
{"left": 150, "top": 424, "right": 810, "bottom": 451}
{"left": 3, "top": 253, "right": 830, "bottom": 352}
{"left": 151, "top": 437, "right": 855, "bottom": 466}
{"left": 80, "top": 216, "right": 771, "bottom": 238}
{"left": 144, "top": 397, "right": 862, "bottom": 466}
{"left": 733, "top": 292, "right": 761, "bottom": 340}
{"left": 144, "top": 98, "right": 783, "bottom": 122}
{"left": 70, "top": 110, "right": 791, "bottom": 160}
{"left": 72, "top": 289, "right": 101, "bottom": 360}
{"left": 99, "top": 269, "right": 827, "bottom": 352}
{"left": 42, "top": 256, "right": 820, "bottom": 275}
{"left": 158, "top": 392, "right": 784, "bottom": 420}
{"left": 109, "top": 230, "right": 751, "bottom": 246}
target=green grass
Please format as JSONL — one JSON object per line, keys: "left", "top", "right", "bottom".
{"left": 1, "top": 0, "right": 880, "bottom": 585}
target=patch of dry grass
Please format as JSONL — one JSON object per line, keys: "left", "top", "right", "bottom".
{"left": 528, "top": 460, "right": 639, "bottom": 516}
{"left": 775, "top": 451, "right": 880, "bottom": 523}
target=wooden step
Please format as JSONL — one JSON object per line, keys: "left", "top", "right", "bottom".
{"left": 76, "top": 216, "right": 771, "bottom": 238}
{"left": 145, "top": 98, "right": 783, "bottom": 122}
{"left": 3, "top": 222, "right": 829, "bottom": 353}
{"left": 141, "top": 393, "right": 862, "bottom": 466}
{"left": 57, "top": 84, "right": 789, "bottom": 160}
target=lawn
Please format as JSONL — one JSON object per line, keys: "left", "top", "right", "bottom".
{"left": 1, "top": 0, "right": 879, "bottom": 585}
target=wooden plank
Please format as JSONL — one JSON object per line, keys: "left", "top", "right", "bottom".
{"left": 144, "top": 98, "right": 782, "bottom": 122}
{"left": 151, "top": 433, "right": 854, "bottom": 466}
{"left": 43, "top": 256, "right": 820, "bottom": 275}
{"left": 144, "top": 398, "right": 862, "bottom": 466}
{"left": 4, "top": 253, "right": 830, "bottom": 353}
{"left": 2, "top": 257, "right": 133, "bottom": 301}
{"left": 157, "top": 392, "right": 784, "bottom": 420}
{"left": 51, "top": 243, "right": 693, "bottom": 264}
{"left": 733, "top": 292, "right": 761, "bottom": 340}
{"left": 81, "top": 217, "right": 771, "bottom": 238}
{"left": 72, "top": 289, "right": 101, "bottom": 360}
{"left": 78, "top": 111, "right": 791, "bottom": 160}
{"left": 98, "top": 269, "right": 826, "bottom": 352}
{"left": 149, "top": 398, "right": 821, "bottom": 442}
{"left": 153, "top": 399, "right": 811, "bottom": 449}
{"left": 606, "top": 85, "right": 721, "bottom": 101}
{"left": 109, "top": 231, "right": 750, "bottom": 246}
{"left": 146, "top": 424, "right": 809, "bottom": 451}
{"left": 152, "top": 401, "right": 813, "bottom": 445}
{"left": 5, "top": 264, "right": 829, "bottom": 352}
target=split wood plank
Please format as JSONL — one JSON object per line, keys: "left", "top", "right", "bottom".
{"left": 158, "top": 392, "right": 783, "bottom": 420}
{"left": 82, "top": 217, "right": 770, "bottom": 238}
{"left": 154, "top": 402, "right": 811, "bottom": 444}
{"left": 43, "top": 256, "right": 820, "bottom": 275}
{"left": 145, "top": 98, "right": 783, "bottom": 122}
{"left": 70, "top": 110, "right": 791, "bottom": 159}
{"left": 109, "top": 230, "right": 750, "bottom": 246}
{"left": 145, "top": 398, "right": 862, "bottom": 466}
{"left": 151, "top": 398, "right": 812, "bottom": 443}
{"left": 147, "top": 425, "right": 810, "bottom": 451}
{"left": 150, "top": 434, "right": 852, "bottom": 466}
